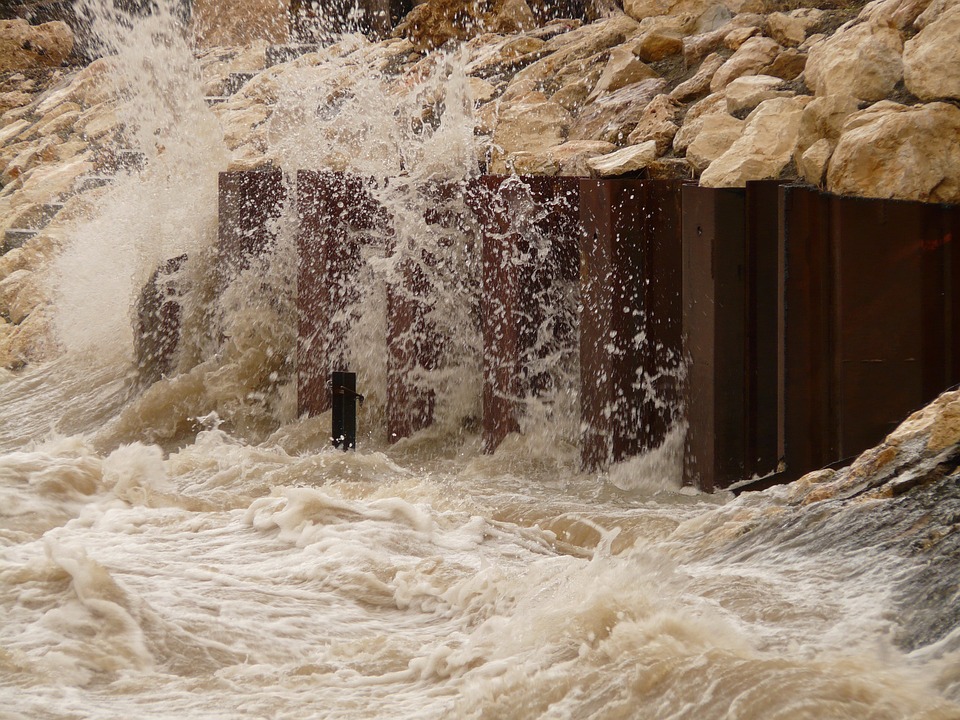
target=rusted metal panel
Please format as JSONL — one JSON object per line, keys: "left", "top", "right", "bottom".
{"left": 296, "top": 170, "right": 372, "bottom": 417}
{"left": 681, "top": 184, "right": 746, "bottom": 492}
{"left": 135, "top": 254, "right": 188, "bottom": 384}
{"left": 779, "top": 184, "right": 837, "bottom": 479}
{"left": 217, "top": 169, "right": 285, "bottom": 287}
{"left": 744, "top": 180, "right": 783, "bottom": 479}
{"left": 581, "top": 179, "right": 683, "bottom": 471}
{"left": 469, "top": 175, "right": 581, "bottom": 453}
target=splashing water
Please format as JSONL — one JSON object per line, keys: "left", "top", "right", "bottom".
{"left": 1, "top": 2, "right": 959, "bottom": 719}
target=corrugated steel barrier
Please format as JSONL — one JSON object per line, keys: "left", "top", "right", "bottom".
{"left": 215, "top": 169, "right": 960, "bottom": 492}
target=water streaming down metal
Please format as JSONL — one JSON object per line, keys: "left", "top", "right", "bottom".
{"left": 206, "top": 169, "right": 960, "bottom": 491}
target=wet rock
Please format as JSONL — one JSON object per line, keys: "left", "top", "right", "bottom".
{"left": 512, "top": 15, "right": 642, "bottom": 87}
{"left": 805, "top": 21, "right": 904, "bottom": 101}
{"left": 672, "top": 90, "right": 727, "bottom": 152}
{"left": 827, "top": 101, "right": 960, "bottom": 203}
{"left": 902, "top": 6, "right": 960, "bottom": 101}
{"left": 710, "top": 36, "right": 782, "bottom": 92}
{"left": 568, "top": 77, "right": 667, "bottom": 143}
{"left": 670, "top": 52, "right": 724, "bottom": 101}
{"left": 492, "top": 93, "right": 572, "bottom": 163}
{"left": 797, "top": 137, "right": 832, "bottom": 186}
{"left": 766, "top": 9, "right": 824, "bottom": 48}
{"left": 192, "top": 0, "right": 289, "bottom": 47}
{"left": 587, "top": 44, "right": 658, "bottom": 101}
{"left": 0, "top": 119, "right": 30, "bottom": 146}
{"left": 632, "top": 27, "right": 684, "bottom": 61}
{"left": 398, "top": 0, "right": 538, "bottom": 51}
{"left": 468, "top": 77, "right": 497, "bottom": 104}
{"left": 587, "top": 139, "right": 658, "bottom": 176}
{"left": 502, "top": 139, "right": 617, "bottom": 175}
{"left": 627, "top": 93, "right": 682, "bottom": 153}
{"left": 724, "top": 74, "right": 791, "bottom": 115}
{"left": 685, "top": 113, "right": 743, "bottom": 171}
{"left": 0, "top": 20, "right": 73, "bottom": 71}
{"left": 700, "top": 95, "right": 810, "bottom": 187}
{"left": 0, "top": 268, "right": 39, "bottom": 325}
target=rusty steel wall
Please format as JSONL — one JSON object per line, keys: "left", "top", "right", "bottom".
{"left": 217, "top": 170, "right": 286, "bottom": 288}
{"left": 296, "top": 170, "right": 375, "bottom": 417}
{"left": 469, "top": 175, "right": 580, "bottom": 454}
{"left": 581, "top": 179, "right": 683, "bottom": 471}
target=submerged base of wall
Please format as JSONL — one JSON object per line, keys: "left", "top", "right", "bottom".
{"left": 213, "top": 169, "right": 960, "bottom": 492}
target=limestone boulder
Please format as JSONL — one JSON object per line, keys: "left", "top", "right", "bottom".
{"left": 700, "top": 95, "right": 810, "bottom": 187}
{"left": 512, "top": 15, "right": 642, "bottom": 86}
{"left": 503, "top": 140, "right": 617, "bottom": 175}
{"left": 805, "top": 21, "right": 904, "bottom": 101}
{"left": 623, "top": 0, "right": 721, "bottom": 22}
{"left": 827, "top": 102, "right": 960, "bottom": 203}
{"left": 724, "top": 75, "right": 792, "bottom": 115}
{"left": 568, "top": 77, "right": 667, "bottom": 143}
{"left": 587, "top": 140, "right": 658, "bottom": 177}
{"left": 493, "top": 93, "right": 573, "bottom": 157}
{"left": 673, "top": 91, "right": 728, "bottom": 152}
{"left": 710, "top": 36, "right": 782, "bottom": 92}
{"left": 766, "top": 9, "right": 824, "bottom": 47}
{"left": 915, "top": 0, "right": 958, "bottom": 29}
{"left": 633, "top": 27, "right": 684, "bottom": 61}
{"left": 398, "top": 0, "right": 540, "bottom": 50}
{"left": 685, "top": 113, "right": 744, "bottom": 172}
{"left": 0, "top": 92, "right": 31, "bottom": 115}
{"left": 795, "top": 93, "right": 860, "bottom": 158}
{"left": 797, "top": 138, "right": 833, "bottom": 186}
{"left": 627, "top": 93, "right": 682, "bottom": 153}
{"left": 587, "top": 45, "right": 658, "bottom": 101}
{"left": 903, "top": 6, "right": 960, "bottom": 101}
{"left": 670, "top": 52, "right": 724, "bottom": 101}
{"left": 0, "top": 20, "right": 73, "bottom": 71}
{"left": 858, "top": 0, "right": 937, "bottom": 30}
{"left": 192, "top": 0, "right": 289, "bottom": 47}
{"left": 723, "top": 25, "right": 759, "bottom": 50}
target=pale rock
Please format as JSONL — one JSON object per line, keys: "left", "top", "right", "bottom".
{"left": 683, "top": 27, "right": 727, "bottom": 64}
{"left": 30, "top": 109, "right": 80, "bottom": 139}
{"left": 513, "top": 15, "right": 642, "bottom": 86}
{"left": 723, "top": 25, "right": 759, "bottom": 50}
{"left": 903, "top": 6, "right": 960, "bottom": 101}
{"left": 670, "top": 53, "right": 726, "bottom": 101}
{"left": 700, "top": 95, "right": 810, "bottom": 187}
{"left": 627, "top": 93, "right": 682, "bottom": 153}
{"left": 0, "top": 91, "right": 31, "bottom": 115}
{"left": 493, "top": 94, "right": 572, "bottom": 157}
{"left": 633, "top": 28, "right": 684, "bottom": 61}
{"left": 53, "top": 141, "right": 87, "bottom": 163}
{"left": 0, "top": 268, "right": 41, "bottom": 325}
{"left": 553, "top": 77, "right": 594, "bottom": 112}
{"left": 766, "top": 9, "right": 824, "bottom": 47}
{"left": 568, "top": 77, "right": 667, "bottom": 143}
{"left": 623, "top": 0, "right": 722, "bottom": 22}
{"left": 795, "top": 93, "right": 860, "bottom": 158}
{"left": 839, "top": 100, "right": 910, "bottom": 134}
{"left": 805, "top": 21, "right": 904, "bottom": 101}
{"left": 915, "top": 0, "right": 958, "bottom": 28}
{"left": 694, "top": 4, "right": 734, "bottom": 33}
{"left": 469, "top": 77, "right": 497, "bottom": 105}
{"left": 0, "top": 119, "right": 30, "bottom": 146}
{"left": 673, "top": 91, "right": 728, "bottom": 152}
{"left": 0, "top": 306, "right": 54, "bottom": 368}
{"left": 800, "top": 32, "right": 826, "bottom": 51}
{"left": 219, "top": 104, "right": 271, "bottom": 150}
{"left": 476, "top": 100, "right": 500, "bottom": 135}
{"left": 2, "top": 140, "right": 54, "bottom": 185}
{"left": 499, "top": 151, "right": 559, "bottom": 175}
{"left": 764, "top": 48, "right": 806, "bottom": 81}
{"left": 553, "top": 49, "right": 611, "bottom": 92}
{"left": 15, "top": 157, "right": 93, "bottom": 206}
{"left": 552, "top": 140, "right": 618, "bottom": 175}
{"left": 710, "top": 36, "right": 782, "bottom": 91}
{"left": 0, "top": 20, "right": 73, "bottom": 71}
{"left": 797, "top": 138, "right": 833, "bottom": 185}
{"left": 724, "top": 75, "right": 791, "bottom": 115}
{"left": 685, "top": 113, "right": 744, "bottom": 171}
{"left": 587, "top": 140, "right": 658, "bottom": 176}
{"left": 858, "top": 0, "right": 936, "bottom": 29}
{"left": 76, "top": 105, "right": 122, "bottom": 141}
{"left": 587, "top": 45, "right": 658, "bottom": 101}
{"left": 397, "top": 0, "right": 537, "bottom": 50}
{"left": 827, "top": 102, "right": 960, "bottom": 203}
{"left": 192, "top": 0, "right": 289, "bottom": 47}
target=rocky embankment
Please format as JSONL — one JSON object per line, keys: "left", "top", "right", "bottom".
{"left": 0, "top": 0, "right": 958, "bottom": 370}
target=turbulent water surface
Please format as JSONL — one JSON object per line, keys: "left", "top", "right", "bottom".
{"left": 2, "top": 3, "right": 960, "bottom": 718}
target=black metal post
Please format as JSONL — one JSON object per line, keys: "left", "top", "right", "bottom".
{"left": 331, "top": 371, "right": 360, "bottom": 450}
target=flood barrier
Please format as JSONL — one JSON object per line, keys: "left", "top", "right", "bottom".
{"left": 210, "top": 169, "right": 960, "bottom": 492}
